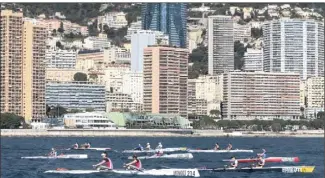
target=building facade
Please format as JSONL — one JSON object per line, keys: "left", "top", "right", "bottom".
{"left": 22, "top": 20, "right": 47, "bottom": 121}
{"left": 263, "top": 19, "right": 324, "bottom": 80}
{"left": 122, "top": 72, "right": 143, "bottom": 104}
{"left": 243, "top": 48, "right": 263, "bottom": 71}
{"left": 223, "top": 71, "right": 300, "bottom": 120}
{"left": 45, "top": 49, "right": 77, "bottom": 69}
{"left": 106, "top": 92, "right": 143, "bottom": 112}
{"left": 103, "top": 64, "right": 131, "bottom": 93}
{"left": 45, "top": 81, "right": 106, "bottom": 111}
{"left": 83, "top": 33, "right": 111, "bottom": 50}
{"left": 1, "top": 10, "right": 47, "bottom": 121}
{"left": 143, "top": 46, "right": 188, "bottom": 118}
{"left": 141, "top": 3, "right": 187, "bottom": 48}
{"left": 306, "top": 77, "right": 324, "bottom": 119}
{"left": 1, "top": 10, "right": 24, "bottom": 117}
{"left": 208, "top": 16, "right": 234, "bottom": 75}
{"left": 131, "top": 31, "right": 156, "bottom": 72}
{"left": 76, "top": 50, "right": 104, "bottom": 70}
{"left": 46, "top": 68, "right": 87, "bottom": 82}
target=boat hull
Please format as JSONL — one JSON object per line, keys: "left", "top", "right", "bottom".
{"left": 199, "top": 166, "right": 314, "bottom": 173}
{"left": 122, "top": 147, "right": 187, "bottom": 153}
{"left": 70, "top": 148, "right": 111, "bottom": 151}
{"left": 21, "top": 154, "right": 88, "bottom": 159}
{"left": 128, "top": 153, "right": 194, "bottom": 160}
{"left": 45, "top": 168, "right": 200, "bottom": 177}
{"left": 223, "top": 157, "right": 300, "bottom": 163}
{"left": 188, "top": 149, "right": 253, "bottom": 153}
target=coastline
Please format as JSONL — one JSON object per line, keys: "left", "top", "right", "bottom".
{"left": 1, "top": 129, "right": 324, "bottom": 138}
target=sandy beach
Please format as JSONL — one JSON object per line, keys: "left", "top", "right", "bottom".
{"left": 1, "top": 129, "right": 324, "bottom": 137}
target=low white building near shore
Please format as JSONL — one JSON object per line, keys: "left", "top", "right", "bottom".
{"left": 63, "top": 112, "right": 117, "bottom": 129}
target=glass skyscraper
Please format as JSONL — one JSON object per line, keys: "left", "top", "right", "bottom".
{"left": 141, "top": 3, "right": 187, "bottom": 48}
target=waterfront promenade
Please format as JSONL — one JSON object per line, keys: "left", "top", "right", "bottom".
{"left": 1, "top": 129, "right": 324, "bottom": 137}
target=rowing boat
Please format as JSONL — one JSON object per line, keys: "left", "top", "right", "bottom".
{"left": 44, "top": 168, "right": 200, "bottom": 177}
{"left": 127, "top": 153, "right": 193, "bottom": 160}
{"left": 199, "top": 166, "right": 315, "bottom": 173}
{"left": 187, "top": 149, "right": 253, "bottom": 153}
{"left": 21, "top": 154, "right": 88, "bottom": 159}
{"left": 68, "top": 147, "right": 111, "bottom": 151}
{"left": 222, "top": 157, "right": 300, "bottom": 163}
{"left": 122, "top": 147, "right": 187, "bottom": 153}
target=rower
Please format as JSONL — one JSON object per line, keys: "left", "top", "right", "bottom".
{"left": 257, "top": 149, "right": 266, "bottom": 159}
{"left": 125, "top": 155, "right": 142, "bottom": 170}
{"left": 156, "top": 148, "right": 164, "bottom": 156}
{"left": 229, "top": 156, "right": 238, "bottom": 169}
{"left": 49, "top": 148, "right": 57, "bottom": 157}
{"left": 73, "top": 143, "right": 78, "bottom": 149}
{"left": 85, "top": 143, "right": 91, "bottom": 149}
{"left": 93, "top": 152, "right": 113, "bottom": 170}
{"left": 145, "top": 143, "right": 151, "bottom": 150}
{"left": 134, "top": 144, "right": 143, "bottom": 151}
{"left": 156, "top": 142, "right": 163, "bottom": 149}
{"left": 255, "top": 155, "right": 265, "bottom": 168}
{"left": 226, "top": 143, "right": 232, "bottom": 150}
{"left": 214, "top": 143, "right": 220, "bottom": 150}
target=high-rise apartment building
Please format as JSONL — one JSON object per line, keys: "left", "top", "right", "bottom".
{"left": 1, "top": 10, "right": 24, "bottom": 116}
{"left": 22, "top": 20, "right": 47, "bottom": 121}
{"left": 143, "top": 46, "right": 188, "bottom": 118}
{"left": 208, "top": 16, "right": 234, "bottom": 75}
{"left": 131, "top": 31, "right": 156, "bottom": 72}
{"left": 263, "top": 19, "right": 324, "bottom": 80}
{"left": 306, "top": 77, "right": 324, "bottom": 118}
{"left": 141, "top": 3, "right": 187, "bottom": 48}
{"left": 1, "top": 10, "right": 46, "bottom": 121}
{"left": 243, "top": 48, "right": 263, "bottom": 71}
{"left": 222, "top": 71, "right": 301, "bottom": 120}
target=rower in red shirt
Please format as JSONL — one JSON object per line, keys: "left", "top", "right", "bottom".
{"left": 93, "top": 152, "right": 113, "bottom": 170}
{"left": 125, "top": 155, "right": 142, "bottom": 170}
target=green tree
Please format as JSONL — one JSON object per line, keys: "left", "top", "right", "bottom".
{"left": 52, "top": 29, "right": 57, "bottom": 36}
{"left": 48, "top": 105, "right": 68, "bottom": 117}
{"left": 58, "top": 21, "right": 64, "bottom": 33}
{"left": 69, "top": 109, "right": 83, "bottom": 113}
{"left": 210, "top": 110, "right": 221, "bottom": 117}
{"left": 85, "top": 108, "right": 95, "bottom": 112}
{"left": 73, "top": 72, "right": 88, "bottom": 81}
{"left": 188, "top": 45, "right": 208, "bottom": 79}
{"left": 0, "top": 113, "right": 25, "bottom": 129}
{"left": 56, "top": 41, "right": 64, "bottom": 49}
{"left": 271, "top": 123, "right": 282, "bottom": 132}
{"left": 234, "top": 40, "right": 246, "bottom": 70}
{"left": 251, "top": 27, "right": 263, "bottom": 39}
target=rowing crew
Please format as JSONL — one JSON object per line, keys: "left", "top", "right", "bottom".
{"left": 73, "top": 143, "right": 91, "bottom": 149}
{"left": 228, "top": 149, "right": 266, "bottom": 169}
{"left": 90, "top": 152, "right": 143, "bottom": 171}
{"left": 214, "top": 143, "right": 232, "bottom": 150}
{"left": 228, "top": 155, "right": 265, "bottom": 169}
{"left": 134, "top": 142, "right": 163, "bottom": 151}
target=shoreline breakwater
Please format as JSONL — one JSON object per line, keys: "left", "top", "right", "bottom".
{"left": 1, "top": 129, "right": 324, "bottom": 137}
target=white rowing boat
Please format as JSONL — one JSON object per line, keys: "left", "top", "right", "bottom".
{"left": 187, "top": 149, "right": 253, "bottom": 153}
{"left": 122, "top": 147, "right": 187, "bottom": 153}
{"left": 21, "top": 154, "right": 88, "bottom": 159}
{"left": 69, "top": 147, "right": 111, "bottom": 151}
{"left": 199, "top": 166, "right": 315, "bottom": 173}
{"left": 127, "top": 153, "right": 193, "bottom": 160}
{"left": 44, "top": 168, "right": 200, "bottom": 177}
